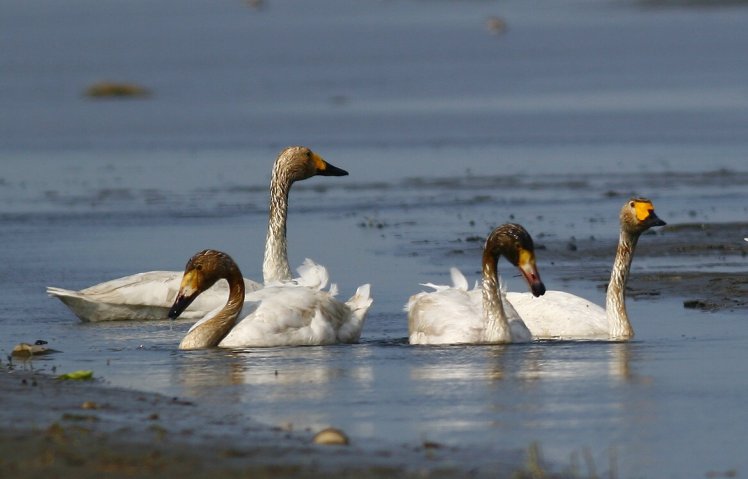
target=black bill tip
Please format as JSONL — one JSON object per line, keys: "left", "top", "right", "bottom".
{"left": 531, "top": 280, "right": 546, "bottom": 297}
{"left": 319, "top": 163, "right": 348, "bottom": 177}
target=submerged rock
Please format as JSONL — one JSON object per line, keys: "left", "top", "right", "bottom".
{"left": 85, "top": 82, "right": 150, "bottom": 98}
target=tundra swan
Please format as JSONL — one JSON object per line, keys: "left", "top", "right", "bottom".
{"left": 168, "top": 250, "right": 372, "bottom": 349}
{"left": 507, "top": 198, "right": 666, "bottom": 341}
{"left": 406, "top": 224, "right": 546, "bottom": 345}
{"left": 47, "top": 146, "right": 347, "bottom": 322}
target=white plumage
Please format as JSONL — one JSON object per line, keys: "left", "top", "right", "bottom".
{"left": 47, "top": 146, "right": 348, "bottom": 322}
{"left": 507, "top": 198, "right": 666, "bottom": 341}
{"left": 407, "top": 268, "right": 533, "bottom": 345}
{"left": 172, "top": 253, "right": 372, "bottom": 350}
{"left": 406, "top": 224, "right": 545, "bottom": 345}
{"left": 46, "top": 272, "right": 260, "bottom": 322}
{"left": 506, "top": 290, "right": 609, "bottom": 340}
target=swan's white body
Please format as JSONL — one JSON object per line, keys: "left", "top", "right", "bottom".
{"left": 506, "top": 198, "right": 666, "bottom": 341}
{"left": 506, "top": 290, "right": 609, "bottom": 340}
{"left": 47, "top": 272, "right": 260, "bottom": 322}
{"left": 48, "top": 146, "right": 348, "bottom": 322}
{"left": 175, "top": 255, "right": 372, "bottom": 350}
{"left": 407, "top": 268, "right": 532, "bottom": 345}
{"left": 217, "top": 260, "right": 371, "bottom": 348}
{"left": 406, "top": 224, "right": 545, "bottom": 345}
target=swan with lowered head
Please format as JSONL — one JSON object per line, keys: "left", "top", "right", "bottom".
{"left": 507, "top": 198, "right": 666, "bottom": 341}
{"left": 407, "top": 223, "right": 546, "bottom": 345}
{"left": 168, "top": 250, "right": 372, "bottom": 349}
{"left": 47, "top": 146, "right": 348, "bottom": 322}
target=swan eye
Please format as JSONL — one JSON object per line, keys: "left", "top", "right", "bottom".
{"left": 629, "top": 201, "right": 635, "bottom": 208}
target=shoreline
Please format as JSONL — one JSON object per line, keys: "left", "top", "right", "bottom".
{"left": 0, "top": 367, "right": 543, "bottom": 479}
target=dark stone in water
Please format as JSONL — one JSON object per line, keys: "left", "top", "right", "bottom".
{"left": 683, "top": 299, "right": 717, "bottom": 311}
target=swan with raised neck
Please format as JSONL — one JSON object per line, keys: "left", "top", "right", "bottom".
{"left": 263, "top": 146, "right": 348, "bottom": 284}
{"left": 507, "top": 198, "right": 666, "bottom": 341}
{"left": 46, "top": 146, "right": 348, "bottom": 322}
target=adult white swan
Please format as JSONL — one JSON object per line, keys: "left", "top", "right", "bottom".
{"left": 47, "top": 146, "right": 348, "bottom": 322}
{"left": 406, "top": 223, "right": 546, "bottom": 345}
{"left": 168, "top": 250, "right": 372, "bottom": 349}
{"left": 507, "top": 198, "right": 666, "bottom": 341}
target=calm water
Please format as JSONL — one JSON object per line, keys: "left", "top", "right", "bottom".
{"left": 2, "top": 1, "right": 748, "bottom": 477}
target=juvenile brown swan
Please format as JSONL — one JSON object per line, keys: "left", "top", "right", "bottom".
{"left": 406, "top": 224, "right": 546, "bottom": 345}
{"left": 169, "top": 250, "right": 372, "bottom": 350}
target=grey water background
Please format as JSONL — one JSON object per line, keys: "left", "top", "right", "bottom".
{"left": 2, "top": 0, "right": 748, "bottom": 476}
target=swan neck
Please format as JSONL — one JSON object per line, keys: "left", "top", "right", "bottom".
{"left": 179, "top": 269, "right": 245, "bottom": 350}
{"left": 606, "top": 229, "right": 639, "bottom": 340}
{"left": 480, "top": 251, "right": 511, "bottom": 343}
{"left": 263, "top": 167, "right": 293, "bottom": 283}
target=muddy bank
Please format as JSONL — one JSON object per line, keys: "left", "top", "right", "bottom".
{"left": 546, "top": 222, "right": 748, "bottom": 311}
{"left": 565, "top": 222, "right": 748, "bottom": 312}
{"left": 0, "top": 368, "right": 557, "bottom": 479}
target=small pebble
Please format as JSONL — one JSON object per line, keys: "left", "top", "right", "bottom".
{"left": 313, "top": 427, "right": 349, "bottom": 446}
{"left": 85, "top": 82, "right": 150, "bottom": 98}
{"left": 485, "top": 16, "right": 508, "bottom": 35}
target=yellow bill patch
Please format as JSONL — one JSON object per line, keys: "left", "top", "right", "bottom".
{"left": 312, "top": 152, "right": 328, "bottom": 172}
{"left": 518, "top": 248, "right": 534, "bottom": 267}
{"left": 180, "top": 269, "right": 200, "bottom": 293}
{"left": 634, "top": 200, "right": 655, "bottom": 222}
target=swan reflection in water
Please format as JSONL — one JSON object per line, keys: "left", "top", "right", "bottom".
{"left": 408, "top": 342, "right": 646, "bottom": 384}
{"left": 167, "top": 339, "right": 654, "bottom": 460}
{"left": 406, "top": 342, "right": 655, "bottom": 440}
{"left": 170, "top": 344, "right": 376, "bottom": 425}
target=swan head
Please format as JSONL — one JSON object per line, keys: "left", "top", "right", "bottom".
{"left": 168, "top": 250, "right": 237, "bottom": 319}
{"left": 621, "top": 198, "right": 666, "bottom": 235}
{"left": 275, "top": 146, "right": 348, "bottom": 183}
{"left": 486, "top": 223, "right": 546, "bottom": 297}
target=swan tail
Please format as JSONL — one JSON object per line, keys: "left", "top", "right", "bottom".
{"left": 346, "top": 284, "right": 372, "bottom": 315}
{"left": 46, "top": 286, "right": 93, "bottom": 321}
{"left": 338, "top": 284, "right": 373, "bottom": 343}
{"left": 46, "top": 286, "right": 79, "bottom": 299}
{"left": 295, "top": 258, "right": 329, "bottom": 290}
{"left": 449, "top": 267, "right": 469, "bottom": 290}
{"left": 420, "top": 282, "right": 449, "bottom": 292}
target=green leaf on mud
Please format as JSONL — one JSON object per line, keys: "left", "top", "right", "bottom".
{"left": 57, "top": 370, "right": 94, "bottom": 381}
